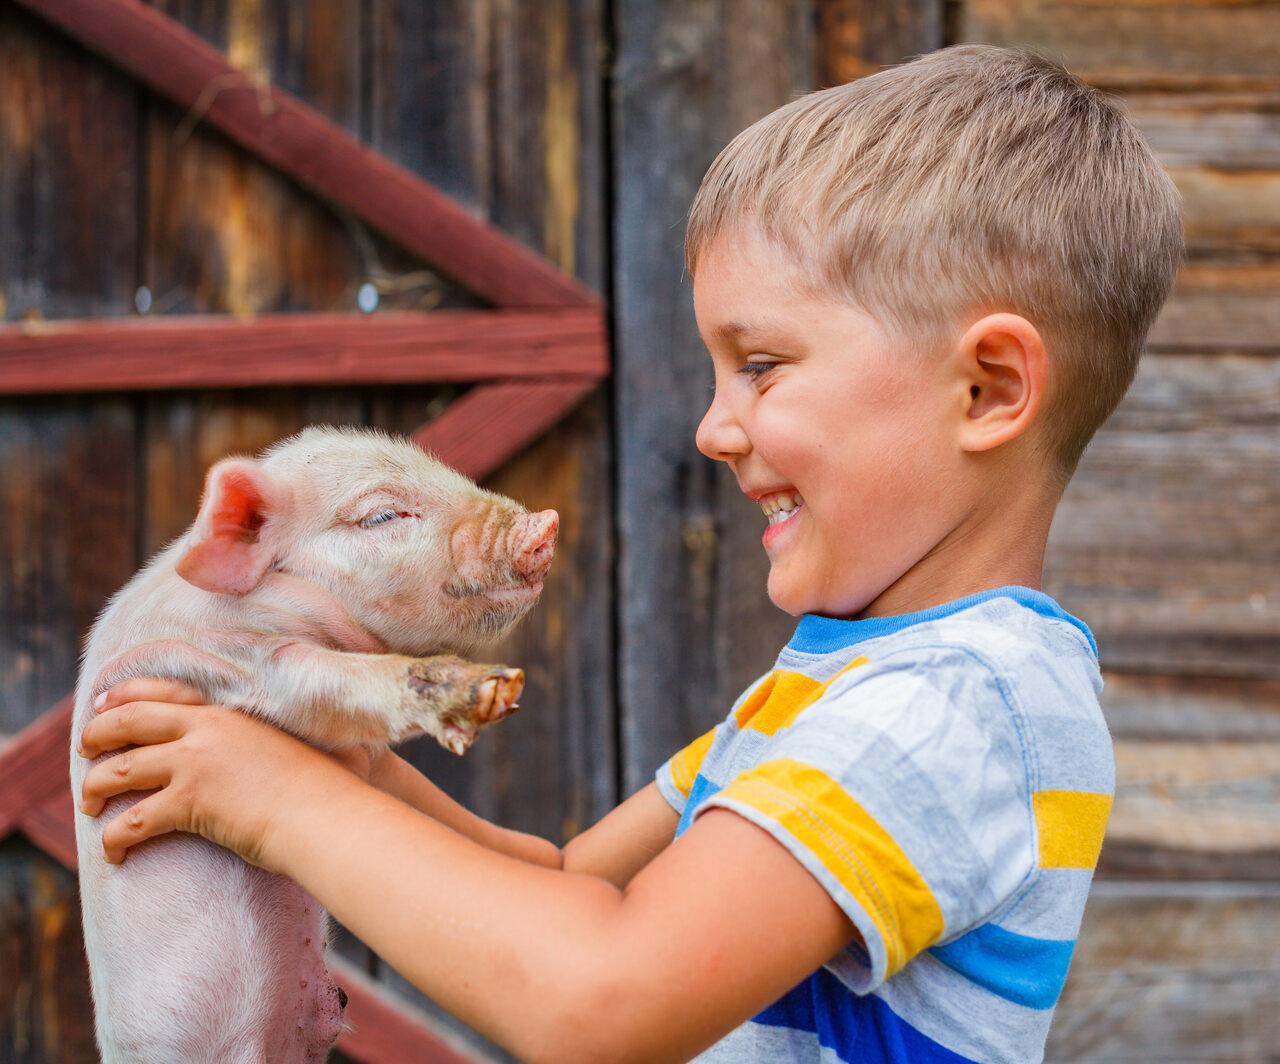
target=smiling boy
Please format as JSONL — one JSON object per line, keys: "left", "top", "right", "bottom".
{"left": 77, "top": 44, "right": 1183, "bottom": 1063}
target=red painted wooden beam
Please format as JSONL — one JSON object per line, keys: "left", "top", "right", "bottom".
{"left": 0, "top": 309, "right": 607, "bottom": 393}
{"left": 414, "top": 377, "right": 600, "bottom": 481}
{"left": 15, "top": 0, "right": 600, "bottom": 311}
{"left": 0, "top": 695, "right": 73, "bottom": 836}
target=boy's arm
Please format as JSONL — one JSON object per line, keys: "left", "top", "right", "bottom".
{"left": 268, "top": 760, "right": 858, "bottom": 1064}
{"left": 371, "top": 749, "right": 680, "bottom": 888}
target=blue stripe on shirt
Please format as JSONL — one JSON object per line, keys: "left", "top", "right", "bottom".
{"left": 675, "top": 772, "right": 721, "bottom": 838}
{"left": 754, "top": 967, "right": 978, "bottom": 1063}
{"left": 928, "top": 923, "right": 1076, "bottom": 1010}
{"left": 787, "top": 584, "right": 1098, "bottom": 658}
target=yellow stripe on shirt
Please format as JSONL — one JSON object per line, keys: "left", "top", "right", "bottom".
{"left": 734, "top": 657, "right": 870, "bottom": 736}
{"left": 669, "top": 725, "right": 719, "bottom": 797}
{"left": 1033, "top": 790, "right": 1113, "bottom": 869}
{"left": 716, "top": 757, "right": 943, "bottom": 977}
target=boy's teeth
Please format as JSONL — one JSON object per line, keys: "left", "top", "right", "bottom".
{"left": 759, "top": 492, "right": 803, "bottom": 523}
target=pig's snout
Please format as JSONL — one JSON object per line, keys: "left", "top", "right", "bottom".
{"left": 514, "top": 509, "right": 558, "bottom": 583}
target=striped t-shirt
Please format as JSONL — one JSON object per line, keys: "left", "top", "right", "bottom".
{"left": 655, "top": 585, "right": 1113, "bottom": 1063}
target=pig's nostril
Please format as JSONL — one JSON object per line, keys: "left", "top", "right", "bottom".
{"left": 336, "top": 985, "right": 348, "bottom": 1009}
{"left": 515, "top": 510, "right": 559, "bottom": 580}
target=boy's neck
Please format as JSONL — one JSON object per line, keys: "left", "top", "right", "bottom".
{"left": 850, "top": 485, "right": 1058, "bottom": 622}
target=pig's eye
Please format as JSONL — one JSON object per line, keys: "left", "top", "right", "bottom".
{"left": 359, "top": 509, "right": 405, "bottom": 529}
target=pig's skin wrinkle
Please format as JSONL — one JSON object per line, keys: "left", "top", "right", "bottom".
{"left": 71, "top": 426, "right": 557, "bottom": 1063}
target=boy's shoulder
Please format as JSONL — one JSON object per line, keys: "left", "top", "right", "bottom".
{"left": 781, "top": 587, "right": 1101, "bottom": 708}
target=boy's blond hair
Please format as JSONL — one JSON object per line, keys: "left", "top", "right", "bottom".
{"left": 685, "top": 44, "right": 1185, "bottom": 489}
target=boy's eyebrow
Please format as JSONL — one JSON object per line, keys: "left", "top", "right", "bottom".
{"left": 711, "top": 317, "right": 794, "bottom": 342}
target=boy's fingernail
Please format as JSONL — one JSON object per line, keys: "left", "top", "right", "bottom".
{"left": 93, "top": 692, "right": 108, "bottom": 711}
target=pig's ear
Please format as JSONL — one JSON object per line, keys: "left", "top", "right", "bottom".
{"left": 176, "top": 458, "right": 284, "bottom": 596}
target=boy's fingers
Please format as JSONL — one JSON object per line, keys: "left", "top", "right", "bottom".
{"left": 81, "top": 745, "right": 175, "bottom": 817}
{"left": 95, "top": 677, "right": 206, "bottom": 713}
{"left": 100, "top": 792, "right": 180, "bottom": 864}
{"left": 79, "top": 701, "right": 189, "bottom": 759}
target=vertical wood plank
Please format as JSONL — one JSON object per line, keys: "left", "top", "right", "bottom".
{"left": 139, "top": 0, "right": 371, "bottom": 979}
{"left": 0, "top": 838, "right": 98, "bottom": 1063}
{"left": 365, "top": 2, "right": 612, "bottom": 1058}
{"left": 0, "top": 4, "right": 141, "bottom": 731}
{"left": 613, "top": 0, "right": 811, "bottom": 795}
{"left": 815, "top": 0, "right": 945, "bottom": 88}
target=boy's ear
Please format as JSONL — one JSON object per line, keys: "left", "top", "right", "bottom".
{"left": 957, "top": 312, "right": 1047, "bottom": 453}
{"left": 176, "top": 458, "right": 286, "bottom": 596}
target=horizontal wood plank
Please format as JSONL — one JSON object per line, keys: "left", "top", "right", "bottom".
{"left": 14, "top": 0, "right": 599, "bottom": 309}
{"left": 1047, "top": 882, "right": 1280, "bottom": 1061}
{"left": 0, "top": 309, "right": 607, "bottom": 393}
{"left": 958, "top": 0, "right": 1280, "bottom": 93}
{"left": 1148, "top": 263, "right": 1280, "bottom": 355}
{"left": 1125, "top": 93, "right": 1280, "bottom": 172}
{"left": 1102, "top": 738, "right": 1280, "bottom": 881}
{"left": 1045, "top": 353, "right": 1280, "bottom": 678}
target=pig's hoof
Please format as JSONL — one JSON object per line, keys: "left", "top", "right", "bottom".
{"left": 476, "top": 668, "right": 524, "bottom": 724}
{"left": 441, "top": 719, "right": 477, "bottom": 755}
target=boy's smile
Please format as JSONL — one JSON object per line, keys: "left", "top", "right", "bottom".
{"left": 692, "top": 220, "right": 1025, "bottom": 620}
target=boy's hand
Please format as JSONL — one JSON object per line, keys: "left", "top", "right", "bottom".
{"left": 78, "top": 677, "right": 370, "bottom": 870}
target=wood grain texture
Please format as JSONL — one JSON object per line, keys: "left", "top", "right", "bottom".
{"left": 1045, "top": 882, "right": 1280, "bottom": 1062}
{"left": 1044, "top": 353, "right": 1280, "bottom": 679}
{"left": 363, "top": 3, "right": 614, "bottom": 1058}
{"left": 17, "top": 0, "right": 599, "bottom": 309}
{"left": 614, "top": 0, "right": 827, "bottom": 795}
{"left": 0, "top": 308, "right": 607, "bottom": 393}
{"left": 0, "top": 6, "right": 142, "bottom": 738}
{"left": 1147, "top": 263, "right": 1280, "bottom": 355}
{"left": 956, "top": 0, "right": 1280, "bottom": 93}
{"left": 0, "top": 838, "right": 97, "bottom": 1063}
{"left": 815, "top": 0, "right": 944, "bottom": 87}
{"left": 0, "top": 698, "right": 71, "bottom": 838}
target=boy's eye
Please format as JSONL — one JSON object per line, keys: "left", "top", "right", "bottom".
{"left": 737, "top": 358, "right": 779, "bottom": 380}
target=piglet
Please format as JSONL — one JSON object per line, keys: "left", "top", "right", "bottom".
{"left": 69, "top": 426, "right": 558, "bottom": 1063}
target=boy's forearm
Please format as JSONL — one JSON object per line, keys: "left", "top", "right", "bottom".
{"left": 369, "top": 749, "right": 562, "bottom": 869}
{"left": 266, "top": 760, "right": 630, "bottom": 1063}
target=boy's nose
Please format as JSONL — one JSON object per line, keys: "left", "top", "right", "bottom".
{"left": 695, "top": 396, "right": 751, "bottom": 462}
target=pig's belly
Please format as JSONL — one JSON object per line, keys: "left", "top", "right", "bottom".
{"left": 76, "top": 791, "right": 345, "bottom": 1064}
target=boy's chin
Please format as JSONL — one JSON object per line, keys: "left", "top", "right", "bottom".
{"left": 766, "top": 567, "right": 818, "bottom": 617}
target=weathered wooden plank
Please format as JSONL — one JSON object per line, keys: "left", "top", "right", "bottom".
{"left": 1147, "top": 263, "right": 1280, "bottom": 355}
{"left": 1045, "top": 353, "right": 1280, "bottom": 679}
{"left": 615, "top": 0, "right": 826, "bottom": 796}
{"left": 1102, "top": 739, "right": 1280, "bottom": 881}
{"left": 411, "top": 378, "right": 599, "bottom": 481}
{"left": 1164, "top": 166, "right": 1280, "bottom": 257}
{"left": 0, "top": 5, "right": 141, "bottom": 739}
{"left": 1101, "top": 670, "right": 1280, "bottom": 743}
{"left": 815, "top": 0, "right": 945, "bottom": 87}
{"left": 19, "top": 0, "right": 597, "bottom": 309}
{"left": 1123, "top": 92, "right": 1280, "bottom": 172}
{"left": 0, "top": 698, "right": 71, "bottom": 838}
{"left": 0, "top": 308, "right": 607, "bottom": 393}
{"left": 1046, "top": 882, "right": 1280, "bottom": 1062}
{"left": 0, "top": 838, "right": 98, "bottom": 1062}
{"left": 957, "top": 0, "right": 1280, "bottom": 93}
{"left": 366, "top": 2, "right": 614, "bottom": 1058}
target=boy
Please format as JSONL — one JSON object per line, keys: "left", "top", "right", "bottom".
{"left": 78, "top": 43, "right": 1183, "bottom": 1063}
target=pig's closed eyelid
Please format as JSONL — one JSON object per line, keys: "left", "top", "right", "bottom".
{"left": 356, "top": 508, "right": 419, "bottom": 529}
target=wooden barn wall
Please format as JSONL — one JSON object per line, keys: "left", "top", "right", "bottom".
{"left": 1, "top": 0, "right": 1276, "bottom": 1061}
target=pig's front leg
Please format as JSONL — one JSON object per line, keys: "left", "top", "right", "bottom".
{"left": 251, "top": 644, "right": 523, "bottom": 755}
